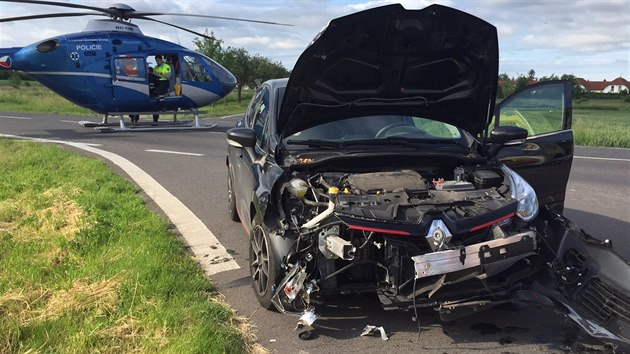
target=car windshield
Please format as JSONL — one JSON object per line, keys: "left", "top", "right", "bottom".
{"left": 285, "top": 115, "right": 465, "bottom": 146}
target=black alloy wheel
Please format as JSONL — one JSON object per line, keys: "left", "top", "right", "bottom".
{"left": 249, "top": 222, "right": 277, "bottom": 309}
{"left": 227, "top": 166, "right": 239, "bottom": 221}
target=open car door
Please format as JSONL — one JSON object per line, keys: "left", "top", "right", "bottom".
{"left": 491, "top": 80, "right": 573, "bottom": 214}
{"left": 491, "top": 81, "right": 630, "bottom": 350}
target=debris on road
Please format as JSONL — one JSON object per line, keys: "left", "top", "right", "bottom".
{"left": 361, "top": 325, "right": 389, "bottom": 341}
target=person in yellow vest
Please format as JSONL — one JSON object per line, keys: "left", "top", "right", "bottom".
{"left": 154, "top": 55, "right": 171, "bottom": 96}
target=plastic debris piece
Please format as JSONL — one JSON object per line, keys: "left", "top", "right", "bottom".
{"left": 360, "top": 325, "right": 389, "bottom": 341}
{"left": 269, "top": 339, "right": 276, "bottom": 343}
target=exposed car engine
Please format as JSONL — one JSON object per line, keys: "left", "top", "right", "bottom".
{"left": 272, "top": 166, "right": 539, "bottom": 315}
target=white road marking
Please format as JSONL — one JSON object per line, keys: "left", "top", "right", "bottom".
{"left": 0, "top": 133, "right": 239, "bottom": 276}
{"left": 0, "top": 115, "right": 31, "bottom": 120}
{"left": 220, "top": 114, "right": 243, "bottom": 119}
{"left": 575, "top": 156, "right": 630, "bottom": 163}
{"left": 60, "top": 120, "right": 78, "bottom": 123}
{"left": 146, "top": 149, "right": 204, "bottom": 157}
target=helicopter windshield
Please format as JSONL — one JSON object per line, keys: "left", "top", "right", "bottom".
{"left": 201, "top": 55, "right": 236, "bottom": 86}
{"left": 182, "top": 55, "right": 212, "bottom": 83}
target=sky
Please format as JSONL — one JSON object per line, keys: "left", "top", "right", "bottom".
{"left": 0, "top": 0, "right": 628, "bottom": 81}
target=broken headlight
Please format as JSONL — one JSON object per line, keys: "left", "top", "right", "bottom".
{"left": 501, "top": 165, "right": 538, "bottom": 222}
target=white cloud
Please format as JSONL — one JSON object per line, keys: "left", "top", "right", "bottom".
{"left": 522, "top": 33, "right": 627, "bottom": 52}
{"left": 0, "top": 0, "right": 628, "bottom": 80}
{"left": 231, "top": 36, "right": 304, "bottom": 50}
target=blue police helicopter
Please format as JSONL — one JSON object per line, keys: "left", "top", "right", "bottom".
{"left": 0, "top": 0, "right": 290, "bottom": 131}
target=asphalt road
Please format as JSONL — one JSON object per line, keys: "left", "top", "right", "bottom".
{"left": 2, "top": 112, "right": 628, "bottom": 353}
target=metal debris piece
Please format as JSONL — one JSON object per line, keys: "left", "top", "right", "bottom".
{"left": 295, "top": 309, "right": 318, "bottom": 340}
{"left": 298, "top": 330, "right": 313, "bottom": 340}
{"left": 294, "top": 309, "right": 318, "bottom": 330}
{"left": 360, "top": 325, "right": 389, "bottom": 341}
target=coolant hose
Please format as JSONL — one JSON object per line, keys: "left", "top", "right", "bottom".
{"left": 301, "top": 200, "right": 335, "bottom": 229}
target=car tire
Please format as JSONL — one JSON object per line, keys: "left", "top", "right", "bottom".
{"left": 249, "top": 221, "right": 279, "bottom": 309}
{"left": 227, "top": 166, "right": 239, "bottom": 222}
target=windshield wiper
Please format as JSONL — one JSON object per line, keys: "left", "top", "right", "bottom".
{"left": 285, "top": 139, "right": 341, "bottom": 148}
{"left": 286, "top": 137, "right": 466, "bottom": 149}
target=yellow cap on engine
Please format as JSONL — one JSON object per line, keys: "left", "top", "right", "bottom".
{"left": 343, "top": 188, "right": 350, "bottom": 194}
{"left": 328, "top": 187, "right": 339, "bottom": 195}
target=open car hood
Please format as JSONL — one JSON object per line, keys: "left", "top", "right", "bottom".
{"left": 278, "top": 4, "right": 499, "bottom": 138}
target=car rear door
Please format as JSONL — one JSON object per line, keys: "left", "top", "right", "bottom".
{"left": 491, "top": 80, "right": 573, "bottom": 213}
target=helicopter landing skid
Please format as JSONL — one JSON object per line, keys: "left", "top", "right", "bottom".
{"left": 79, "top": 110, "right": 216, "bottom": 132}
{"left": 79, "top": 120, "right": 194, "bottom": 128}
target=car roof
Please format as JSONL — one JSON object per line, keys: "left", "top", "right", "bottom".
{"left": 264, "top": 78, "right": 289, "bottom": 91}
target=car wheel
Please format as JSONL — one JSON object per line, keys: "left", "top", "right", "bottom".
{"left": 249, "top": 222, "right": 278, "bottom": 309}
{"left": 227, "top": 167, "right": 239, "bottom": 222}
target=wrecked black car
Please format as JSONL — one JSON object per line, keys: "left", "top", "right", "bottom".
{"left": 226, "top": 4, "right": 629, "bottom": 350}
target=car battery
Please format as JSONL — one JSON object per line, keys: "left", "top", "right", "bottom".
{"left": 471, "top": 169, "right": 503, "bottom": 189}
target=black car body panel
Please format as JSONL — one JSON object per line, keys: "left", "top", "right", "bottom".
{"left": 278, "top": 4, "right": 498, "bottom": 138}
{"left": 225, "top": 4, "right": 629, "bottom": 350}
{"left": 535, "top": 207, "right": 630, "bottom": 350}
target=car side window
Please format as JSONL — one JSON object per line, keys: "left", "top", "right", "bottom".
{"left": 253, "top": 88, "right": 270, "bottom": 149}
{"left": 245, "top": 89, "right": 263, "bottom": 127}
{"left": 494, "top": 82, "right": 567, "bottom": 136}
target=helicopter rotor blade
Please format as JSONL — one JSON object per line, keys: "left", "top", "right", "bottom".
{"left": 1, "top": 0, "right": 292, "bottom": 30}
{"left": 0, "top": 12, "right": 106, "bottom": 23}
{"left": 133, "top": 12, "right": 293, "bottom": 27}
{"left": 136, "top": 16, "right": 213, "bottom": 40}
{"left": 0, "top": 0, "right": 110, "bottom": 14}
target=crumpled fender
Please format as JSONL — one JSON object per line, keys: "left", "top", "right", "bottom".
{"left": 535, "top": 207, "right": 630, "bottom": 351}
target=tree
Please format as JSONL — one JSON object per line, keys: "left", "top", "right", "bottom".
{"left": 192, "top": 30, "right": 225, "bottom": 63}
{"left": 222, "top": 47, "right": 254, "bottom": 103}
{"left": 8, "top": 71, "right": 22, "bottom": 89}
{"left": 514, "top": 75, "right": 529, "bottom": 92}
{"left": 193, "top": 31, "right": 290, "bottom": 103}
{"left": 497, "top": 73, "right": 513, "bottom": 99}
{"left": 251, "top": 55, "right": 290, "bottom": 84}
{"left": 560, "top": 74, "right": 584, "bottom": 99}
{"left": 527, "top": 69, "right": 536, "bottom": 80}
{"left": 538, "top": 74, "right": 560, "bottom": 82}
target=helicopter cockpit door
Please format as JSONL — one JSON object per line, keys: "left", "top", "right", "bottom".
{"left": 111, "top": 55, "right": 150, "bottom": 109}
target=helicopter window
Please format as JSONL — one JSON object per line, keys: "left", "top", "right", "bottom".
{"left": 182, "top": 55, "right": 212, "bottom": 83}
{"left": 202, "top": 55, "right": 236, "bottom": 86}
{"left": 36, "top": 39, "right": 60, "bottom": 53}
{"left": 114, "top": 57, "right": 146, "bottom": 81}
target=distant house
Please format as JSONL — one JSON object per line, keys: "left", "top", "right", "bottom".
{"left": 576, "top": 77, "right": 630, "bottom": 93}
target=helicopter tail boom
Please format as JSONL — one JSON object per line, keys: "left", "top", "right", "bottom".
{"left": 0, "top": 47, "right": 21, "bottom": 69}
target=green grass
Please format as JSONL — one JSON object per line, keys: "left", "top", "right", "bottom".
{"left": 0, "top": 139, "right": 258, "bottom": 353}
{"left": 573, "top": 108, "right": 630, "bottom": 148}
{"left": 573, "top": 97, "right": 630, "bottom": 148}
{"left": 0, "top": 81, "right": 253, "bottom": 117}
{"left": 1, "top": 83, "right": 629, "bottom": 148}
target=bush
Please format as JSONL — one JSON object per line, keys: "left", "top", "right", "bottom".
{"left": 8, "top": 73, "right": 22, "bottom": 89}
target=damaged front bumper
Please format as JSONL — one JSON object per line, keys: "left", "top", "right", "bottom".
{"left": 412, "top": 230, "right": 536, "bottom": 279}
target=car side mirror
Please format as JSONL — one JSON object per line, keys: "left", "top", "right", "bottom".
{"left": 227, "top": 127, "right": 256, "bottom": 149}
{"left": 488, "top": 126, "right": 528, "bottom": 158}
{"left": 490, "top": 126, "right": 528, "bottom": 145}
